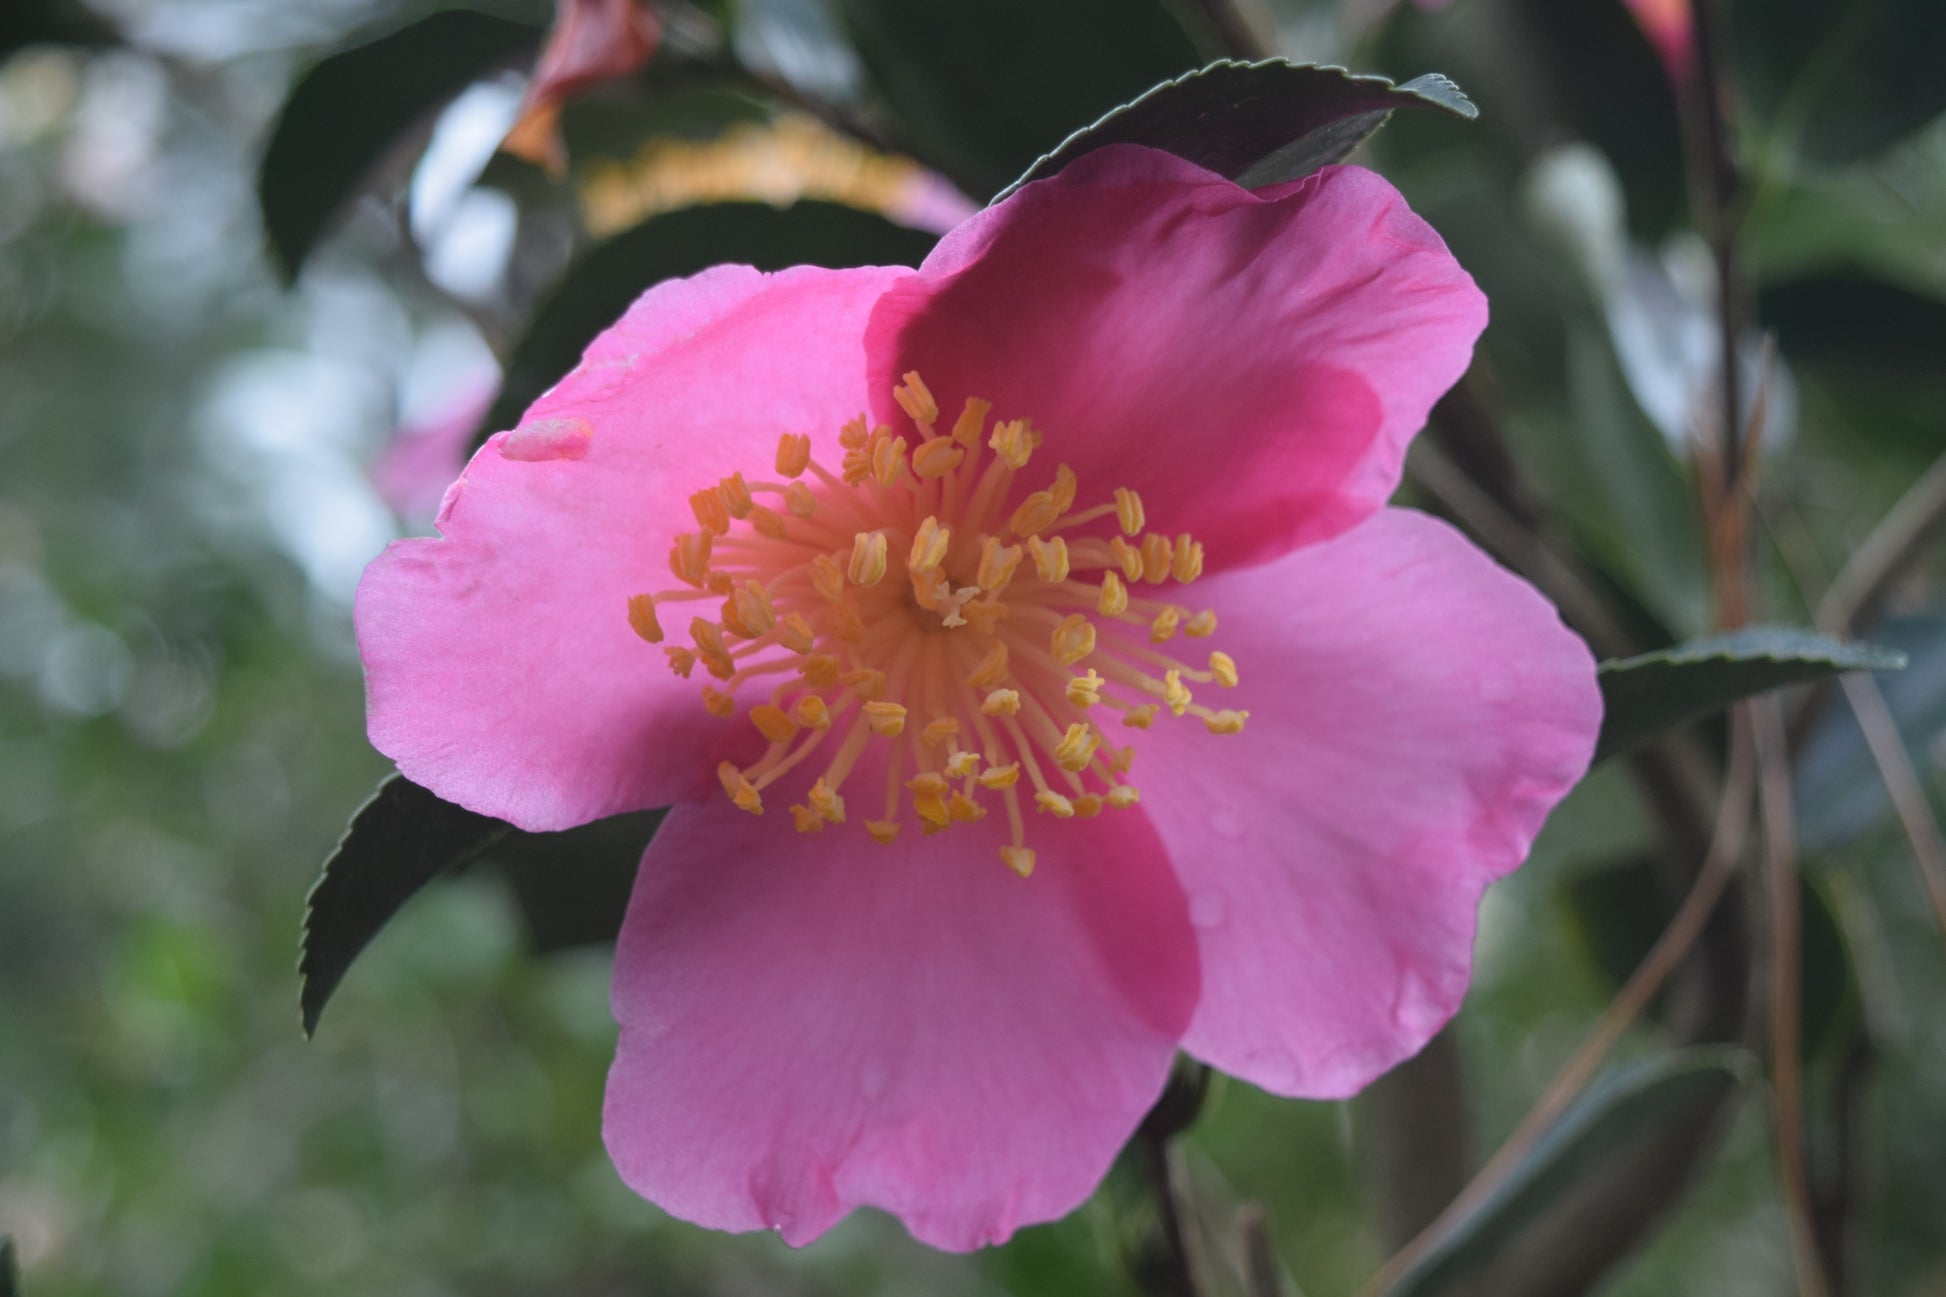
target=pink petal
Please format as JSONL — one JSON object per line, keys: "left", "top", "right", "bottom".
{"left": 1135, "top": 509, "right": 1600, "bottom": 1097}
{"left": 356, "top": 264, "right": 908, "bottom": 831}
{"left": 865, "top": 146, "right": 1487, "bottom": 573}
{"left": 603, "top": 793, "right": 1199, "bottom": 1250}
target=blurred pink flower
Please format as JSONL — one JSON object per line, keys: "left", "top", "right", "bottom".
{"left": 355, "top": 146, "right": 1601, "bottom": 1249}
{"left": 370, "top": 378, "right": 496, "bottom": 522}
{"left": 1623, "top": 0, "right": 1694, "bottom": 82}
{"left": 503, "top": 0, "right": 661, "bottom": 173}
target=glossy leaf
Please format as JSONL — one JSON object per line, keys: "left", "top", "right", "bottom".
{"left": 1003, "top": 60, "right": 1476, "bottom": 200}
{"left": 300, "top": 774, "right": 509, "bottom": 1036}
{"left": 1594, "top": 626, "right": 1905, "bottom": 763}
{"left": 1380, "top": 1048, "right": 1752, "bottom": 1297}
{"left": 491, "top": 809, "right": 664, "bottom": 953}
{"left": 477, "top": 200, "right": 939, "bottom": 444}
{"left": 257, "top": 9, "right": 541, "bottom": 280}
{"left": 837, "top": 0, "right": 1207, "bottom": 198}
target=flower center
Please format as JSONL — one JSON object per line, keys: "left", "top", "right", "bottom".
{"left": 625, "top": 371, "right": 1248, "bottom": 877}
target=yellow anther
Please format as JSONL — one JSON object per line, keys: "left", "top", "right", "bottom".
{"left": 961, "top": 600, "right": 1011, "bottom": 634}
{"left": 689, "top": 617, "right": 729, "bottom": 660}
{"left": 848, "top": 531, "right": 889, "bottom": 586}
{"left": 750, "top": 704, "right": 797, "bottom": 744}
{"left": 716, "top": 761, "right": 762, "bottom": 813}
{"left": 733, "top": 581, "right": 777, "bottom": 636}
{"left": 784, "top": 480, "right": 817, "bottom": 518}
{"left": 689, "top": 487, "right": 730, "bottom": 535}
{"left": 702, "top": 686, "right": 736, "bottom": 717}
{"left": 775, "top": 432, "right": 812, "bottom": 478}
{"left": 865, "top": 819, "right": 901, "bottom": 844}
{"left": 1209, "top": 651, "right": 1238, "bottom": 687}
{"left": 1066, "top": 669, "right": 1105, "bottom": 707}
{"left": 945, "top": 750, "right": 981, "bottom": 779}
{"left": 1098, "top": 571, "right": 1128, "bottom": 616}
{"left": 826, "top": 599, "right": 866, "bottom": 642}
{"left": 921, "top": 716, "right": 961, "bottom": 747}
{"left": 980, "top": 688, "right": 1021, "bottom": 717}
{"left": 1123, "top": 703, "right": 1158, "bottom": 729}
{"left": 999, "top": 845, "right": 1036, "bottom": 877}
{"left": 1027, "top": 534, "right": 1070, "bottom": 583}
{"left": 810, "top": 553, "right": 845, "bottom": 602}
{"left": 791, "top": 695, "right": 832, "bottom": 730}
{"left": 871, "top": 434, "right": 908, "bottom": 486}
{"left": 776, "top": 611, "right": 815, "bottom": 654}
{"left": 1049, "top": 464, "right": 1077, "bottom": 514}
{"left": 669, "top": 531, "right": 713, "bottom": 587}
{"left": 1113, "top": 487, "right": 1146, "bottom": 536}
{"left": 706, "top": 571, "right": 734, "bottom": 595}
{"left": 808, "top": 778, "right": 846, "bottom": 823}
{"left": 1008, "top": 489, "right": 1062, "bottom": 537}
{"left": 978, "top": 762, "right": 1022, "bottom": 789}
{"left": 967, "top": 641, "right": 1011, "bottom": 689}
{"left": 1051, "top": 613, "right": 1097, "bottom": 666}
{"left": 894, "top": 370, "right": 938, "bottom": 426}
{"left": 1109, "top": 535, "right": 1144, "bottom": 581}
{"left": 1150, "top": 605, "right": 1181, "bottom": 643}
{"left": 1035, "top": 790, "right": 1076, "bottom": 818}
{"left": 1072, "top": 793, "right": 1103, "bottom": 818}
{"left": 950, "top": 397, "right": 991, "bottom": 449}
{"left": 719, "top": 472, "right": 754, "bottom": 519}
{"left": 908, "top": 516, "right": 951, "bottom": 573}
{"left": 663, "top": 646, "right": 696, "bottom": 678}
{"left": 718, "top": 596, "right": 754, "bottom": 640}
{"left": 1204, "top": 709, "right": 1250, "bottom": 734}
{"left": 839, "top": 415, "right": 870, "bottom": 449}
{"left": 1184, "top": 609, "right": 1218, "bottom": 638}
{"left": 1141, "top": 533, "right": 1174, "bottom": 583}
{"left": 790, "top": 804, "right": 823, "bottom": 834}
{"left": 989, "top": 419, "right": 1035, "bottom": 469}
{"left": 948, "top": 792, "right": 984, "bottom": 822}
{"left": 911, "top": 438, "right": 964, "bottom": 479}
{"left": 976, "top": 538, "right": 1024, "bottom": 594}
{"left": 1106, "top": 784, "right": 1140, "bottom": 809}
{"left": 748, "top": 504, "right": 788, "bottom": 539}
{"left": 863, "top": 700, "right": 907, "bottom": 736}
{"left": 908, "top": 772, "right": 951, "bottom": 827}
{"left": 800, "top": 654, "right": 840, "bottom": 688}
{"left": 701, "top": 652, "right": 736, "bottom": 681}
{"left": 841, "top": 667, "right": 885, "bottom": 698}
{"left": 626, "top": 593, "right": 664, "bottom": 643}
{"left": 841, "top": 446, "right": 872, "bottom": 486}
{"left": 1107, "top": 744, "right": 1136, "bottom": 775}
{"left": 1171, "top": 535, "right": 1205, "bottom": 583}
{"left": 1053, "top": 722, "right": 1102, "bottom": 773}
{"left": 1163, "top": 669, "right": 1193, "bottom": 716}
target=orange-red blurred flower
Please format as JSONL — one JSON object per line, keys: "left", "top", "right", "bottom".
{"left": 1623, "top": 0, "right": 1693, "bottom": 82}
{"left": 503, "top": 0, "right": 661, "bottom": 174}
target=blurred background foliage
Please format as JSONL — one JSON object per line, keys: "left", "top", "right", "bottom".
{"left": 2, "top": 0, "right": 1944, "bottom": 1294}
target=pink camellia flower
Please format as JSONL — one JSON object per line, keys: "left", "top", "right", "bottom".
{"left": 356, "top": 145, "right": 1601, "bottom": 1249}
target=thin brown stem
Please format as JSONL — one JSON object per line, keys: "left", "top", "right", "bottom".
{"left": 1837, "top": 673, "right": 1946, "bottom": 939}
{"left": 1356, "top": 724, "right": 1757, "bottom": 1297}
{"left": 1238, "top": 1203, "right": 1287, "bottom": 1297}
{"left": 1140, "top": 1131, "right": 1208, "bottom": 1297}
{"left": 1754, "top": 699, "right": 1830, "bottom": 1297}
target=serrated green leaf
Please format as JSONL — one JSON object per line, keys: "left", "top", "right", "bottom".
{"left": 1001, "top": 60, "right": 1476, "bottom": 201}
{"left": 1380, "top": 1048, "right": 1752, "bottom": 1297}
{"left": 257, "top": 9, "right": 540, "bottom": 280}
{"left": 300, "top": 774, "right": 509, "bottom": 1036}
{"left": 1594, "top": 627, "right": 1906, "bottom": 763}
{"left": 837, "top": 0, "right": 1208, "bottom": 199}
{"left": 490, "top": 809, "right": 664, "bottom": 953}
{"left": 476, "top": 201, "right": 939, "bottom": 445}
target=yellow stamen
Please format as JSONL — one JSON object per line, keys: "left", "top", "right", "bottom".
{"left": 750, "top": 704, "right": 797, "bottom": 744}
{"left": 1098, "top": 571, "right": 1128, "bottom": 616}
{"left": 702, "top": 686, "right": 736, "bottom": 717}
{"left": 775, "top": 432, "right": 812, "bottom": 478}
{"left": 1106, "top": 785, "right": 1140, "bottom": 809}
{"left": 999, "top": 845, "right": 1036, "bottom": 877}
{"left": 690, "top": 487, "right": 729, "bottom": 535}
{"left": 945, "top": 750, "right": 981, "bottom": 779}
{"left": 981, "top": 688, "right": 1021, "bottom": 716}
{"left": 848, "top": 531, "right": 888, "bottom": 586}
{"left": 950, "top": 397, "right": 991, "bottom": 449}
{"left": 1066, "top": 669, "right": 1104, "bottom": 707}
{"left": 1204, "top": 709, "right": 1250, "bottom": 734}
{"left": 747, "top": 504, "right": 787, "bottom": 539}
{"left": 717, "top": 761, "right": 763, "bottom": 814}
{"left": 908, "top": 516, "right": 950, "bottom": 573}
{"left": 967, "top": 642, "right": 1010, "bottom": 688}
{"left": 1035, "top": 790, "right": 1076, "bottom": 818}
{"left": 776, "top": 612, "right": 815, "bottom": 654}
{"left": 871, "top": 435, "right": 908, "bottom": 486}
{"left": 800, "top": 654, "right": 840, "bottom": 688}
{"left": 790, "top": 804, "right": 823, "bottom": 833}
{"left": 719, "top": 472, "right": 754, "bottom": 519}
{"left": 1171, "top": 535, "right": 1204, "bottom": 583}
{"left": 842, "top": 667, "right": 885, "bottom": 698}
{"left": 912, "top": 438, "right": 964, "bottom": 479}
{"left": 865, "top": 819, "right": 900, "bottom": 844}
{"left": 1051, "top": 613, "right": 1096, "bottom": 666}
{"left": 1027, "top": 534, "right": 1069, "bottom": 583}
{"left": 863, "top": 700, "right": 907, "bottom": 736}
{"left": 664, "top": 646, "right": 696, "bottom": 677}
{"left": 810, "top": 553, "right": 845, "bottom": 602}
{"left": 1122, "top": 704, "right": 1157, "bottom": 729}
{"left": 976, "top": 538, "right": 1024, "bottom": 595}
{"left": 1149, "top": 605, "right": 1181, "bottom": 643}
{"left": 1163, "top": 670, "right": 1192, "bottom": 716}
{"left": 784, "top": 481, "right": 817, "bottom": 518}
{"left": 1113, "top": 487, "right": 1145, "bottom": 536}
{"left": 1141, "top": 533, "right": 1173, "bottom": 583}
{"left": 1209, "top": 651, "right": 1238, "bottom": 687}
{"left": 1185, "top": 608, "right": 1218, "bottom": 638}
{"left": 1009, "top": 489, "right": 1062, "bottom": 537}
{"left": 626, "top": 593, "right": 664, "bottom": 643}
{"left": 1109, "top": 535, "right": 1143, "bottom": 581}
{"left": 978, "top": 762, "right": 1021, "bottom": 789}
{"left": 670, "top": 531, "right": 713, "bottom": 587}
{"left": 989, "top": 419, "right": 1034, "bottom": 469}
{"left": 1053, "top": 723, "right": 1101, "bottom": 773}
{"left": 921, "top": 716, "right": 961, "bottom": 747}
{"left": 791, "top": 695, "right": 832, "bottom": 730}
{"left": 734, "top": 581, "right": 777, "bottom": 636}
{"left": 809, "top": 778, "right": 846, "bottom": 822}
{"left": 894, "top": 370, "right": 938, "bottom": 426}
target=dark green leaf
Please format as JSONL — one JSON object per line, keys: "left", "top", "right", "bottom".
{"left": 1380, "top": 1048, "right": 1753, "bottom": 1297}
{"left": 1562, "top": 857, "right": 1854, "bottom": 1056}
{"left": 1797, "top": 614, "right": 1946, "bottom": 851}
{"left": 1003, "top": 60, "right": 1476, "bottom": 200}
{"left": 300, "top": 774, "right": 509, "bottom": 1036}
{"left": 1, "top": 1235, "right": 16, "bottom": 1297}
{"left": 1595, "top": 627, "right": 1906, "bottom": 763}
{"left": 489, "top": 809, "right": 664, "bottom": 953}
{"left": 257, "top": 9, "right": 541, "bottom": 280}
{"left": 1, "top": 0, "right": 118, "bottom": 55}
{"left": 477, "top": 201, "right": 939, "bottom": 444}
{"left": 837, "top": 0, "right": 1208, "bottom": 198}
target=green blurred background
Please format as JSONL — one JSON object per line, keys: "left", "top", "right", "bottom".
{"left": 3, "top": 0, "right": 1944, "bottom": 1293}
